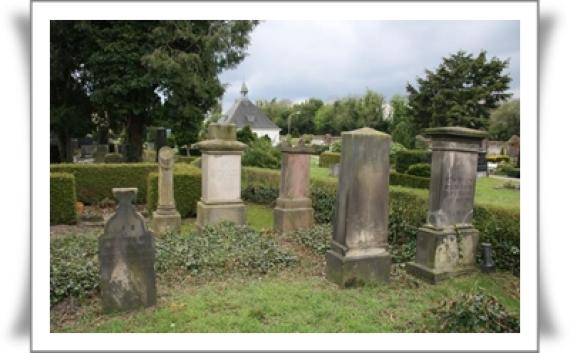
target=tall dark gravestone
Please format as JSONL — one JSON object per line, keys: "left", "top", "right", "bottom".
{"left": 98, "top": 188, "right": 156, "bottom": 313}
{"left": 407, "top": 127, "right": 487, "bottom": 283}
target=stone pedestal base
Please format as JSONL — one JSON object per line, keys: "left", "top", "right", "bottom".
{"left": 325, "top": 250, "right": 391, "bottom": 287}
{"left": 273, "top": 207, "right": 314, "bottom": 233}
{"left": 196, "top": 201, "right": 246, "bottom": 230}
{"left": 407, "top": 225, "right": 479, "bottom": 284}
{"left": 151, "top": 211, "right": 181, "bottom": 235}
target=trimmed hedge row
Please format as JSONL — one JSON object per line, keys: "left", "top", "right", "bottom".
{"left": 146, "top": 165, "right": 202, "bottom": 218}
{"left": 175, "top": 155, "right": 198, "bottom": 164}
{"left": 319, "top": 152, "right": 341, "bottom": 168}
{"left": 241, "top": 167, "right": 520, "bottom": 274}
{"left": 390, "top": 172, "right": 431, "bottom": 189}
{"left": 50, "top": 173, "right": 77, "bottom": 225}
{"left": 50, "top": 163, "right": 158, "bottom": 204}
{"left": 395, "top": 149, "right": 432, "bottom": 173}
{"left": 486, "top": 155, "right": 510, "bottom": 163}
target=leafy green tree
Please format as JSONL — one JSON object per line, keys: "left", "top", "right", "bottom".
{"left": 489, "top": 99, "right": 520, "bottom": 140}
{"left": 257, "top": 98, "right": 292, "bottom": 131}
{"left": 290, "top": 98, "right": 323, "bottom": 136}
{"left": 314, "top": 103, "right": 335, "bottom": 134}
{"left": 52, "top": 20, "right": 258, "bottom": 162}
{"left": 406, "top": 50, "right": 512, "bottom": 131}
{"left": 357, "top": 89, "right": 387, "bottom": 131}
{"left": 391, "top": 119, "right": 416, "bottom": 148}
{"left": 237, "top": 126, "right": 256, "bottom": 145}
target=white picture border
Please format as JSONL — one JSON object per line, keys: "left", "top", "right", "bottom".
{"left": 33, "top": 1, "right": 538, "bottom": 351}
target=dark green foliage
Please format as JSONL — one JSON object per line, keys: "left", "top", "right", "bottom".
{"left": 407, "top": 50, "right": 512, "bottom": 131}
{"left": 104, "top": 153, "right": 124, "bottom": 163}
{"left": 389, "top": 172, "right": 431, "bottom": 189}
{"left": 50, "top": 163, "right": 157, "bottom": 204}
{"left": 486, "top": 155, "right": 510, "bottom": 163}
{"left": 406, "top": 163, "right": 431, "bottom": 177}
{"left": 50, "top": 234, "right": 98, "bottom": 306}
{"left": 389, "top": 142, "right": 407, "bottom": 165}
{"left": 395, "top": 149, "right": 432, "bottom": 173}
{"left": 319, "top": 152, "right": 341, "bottom": 168}
{"left": 146, "top": 165, "right": 202, "bottom": 218}
{"left": 496, "top": 163, "right": 520, "bottom": 179}
{"left": 50, "top": 173, "right": 78, "bottom": 225}
{"left": 241, "top": 167, "right": 281, "bottom": 205}
{"left": 330, "top": 141, "right": 342, "bottom": 153}
{"left": 242, "top": 137, "right": 281, "bottom": 169}
{"left": 236, "top": 126, "right": 256, "bottom": 145}
{"left": 290, "top": 224, "right": 332, "bottom": 255}
{"left": 156, "top": 222, "right": 297, "bottom": 276}
{"left": 489, "top": 99, "right": 520, "bottom": 140}
{"left": 390, "top": 95, "right": 415, "bottom": 148}
{"left": 430, "top": 293, "right": 519, "bottom": 333}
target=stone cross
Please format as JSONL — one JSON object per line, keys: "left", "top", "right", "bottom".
{"left": 194, "top": 123, "right": 247, "bottom": 230}
{"left": 273, "top": 141, "right": 314, "bottom": 233}
{"left": 151, "top": 146, "right": 181, "bottom": 235}
{"left": 99, "top": 188, "right": 156, "bottom": 313}
{"left": 407, "top": 127, "right": 487, "bottom": 283}
{"left": 325, "top": 127, "right": 392, "bottom": 287}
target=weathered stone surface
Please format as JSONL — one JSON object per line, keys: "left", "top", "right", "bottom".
{"left": 196, "top": 123, "right": 246, "bottom": 230}
{"left": 99, "top": 188, "right": 156, "bottom": 313}
{"left": 325, "top": 127, "right": 392, "bottom": 286}
{"left": 93, "top": 144, "right": 109, "bottom": 163}
{"left": 407, "top": 127, "right": 487, "bottom": 283}
{"left": 152, "top": 146, "right": 181, "bottom": 235}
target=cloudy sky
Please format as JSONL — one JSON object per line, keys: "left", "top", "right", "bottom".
{"left": 219, "top": 20, "right": 519, "bottom": 111}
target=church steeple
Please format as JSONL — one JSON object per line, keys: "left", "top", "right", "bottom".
{"left": 240, "top": 82, "right": 248, "bottom": 98}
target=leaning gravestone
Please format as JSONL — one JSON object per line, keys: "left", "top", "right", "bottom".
{"left": 152, "top": 146, "right": 181, "bottom": 235}
{"left": 273, "top": 140, "right": 314, "bottom": 233}
{"left": 99, "top": 188, "right": 156, "bottom": 313}
{"left": 325, "top": 127, "right": 392, "bottom": 287}
{"left": 194, "top": 123, "right": 247, "bottom": 230}
{"left": 407, "top": 127, "right": 487, "bottom": 283}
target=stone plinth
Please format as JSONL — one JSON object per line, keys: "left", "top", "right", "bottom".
{"left": 407, "top": 127, "right": 487, "bottom": 283}
{"left": 152, "top": 146, "right": 181, "bottom": 235}
{"left": 273, "top": 141, "right": 314, "bottom": 233}
{"left": 194, "top": 123, "right": 247, "bottom": 230}
{"left": 99, "top": 188, "right": 156, "bottom": 313}
{"left": 325, "top": 127, "right": 392, "bottom": 287}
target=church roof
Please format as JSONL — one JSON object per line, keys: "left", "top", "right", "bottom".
{"left": 221, "top": 83, "right": 279, "bottom": 130}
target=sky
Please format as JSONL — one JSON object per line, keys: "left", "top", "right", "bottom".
{"left": 219, "top": 20, "right": 520, "bottom": 112}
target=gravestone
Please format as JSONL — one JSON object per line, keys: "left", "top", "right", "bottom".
{"left": 98, "top": 188, "right": 156, "bottom": 313}
{"left": 329, "top": 163, "right": 340, "bottom": 177}
{"left": 325, "top": 127, "right": 392, "bottom": 287}
{"left": 273, "top": 140, "right": 314, "bottom": 233}
{"left": 194, "top": 123, "right": 247, "bottom": 230}
{"left": 506, "top": 135, "right": 520, "bottom": 167}
{"left": 407, "top": 127, "right": 487, "bottom": 283}
{"left": 152, "top": 146, "right": 181, "bottom": 235}
{"left": 94, "top": 144, "right": 109, "bottom": 163}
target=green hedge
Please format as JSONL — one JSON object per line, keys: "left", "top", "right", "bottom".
{"left": 175, "top": 155, "right": 197, "bottom": 164}
{"left": 390, "top": 172, "right": 430, "bottom": 189}
{"left": 50, "top": 163, "right": 158, "bottom": 205}
{"left": 104, "top": 153, "right": 123, "bottom": 163}
{"left": 407, "top": 163, "right": 431, "bottom": 177}
{"left": 50, "top": 173, "right": 77, "bottom": 225}
{"left": 486, "top": 155, "right": 510, "bottom": 163}
{"left": 241, "top": 167, "right": 520, "bottom": 275}
{"left": 319, "top": 152, "right": 341, "bottom": 168}
{"left": 147, "top": 165, "right": 202, "bottom": 218}
{"left": 395, "top": 149, "right": 432, "bottom": 173}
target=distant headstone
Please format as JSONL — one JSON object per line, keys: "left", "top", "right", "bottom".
{"left": 273, "top": 141, "right": 314, "bottom": 233}
{"left": 329, "top": 163, "right": 340, "bottom": 177}
{"left": 326, "top": 127, "right": 392, "bottom": 287}
{"left": 506, "top": 135, "right": 520, "bottom": 167}
{"left": 407, "top": 127, "right": 487, "bottom": 283}
{"left": 152, "top": 147, "right": 181, "bottom": 235}
{"left": 194, "top": 123, "right": 247, "bottom": 230}
{"left": 94, "top": 144, "right": 109, "bottom": 163}
{"left": 98, "top": 188, "right": 156, "bottom": 313}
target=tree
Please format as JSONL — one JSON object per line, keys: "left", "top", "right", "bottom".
{"left": 314, "top": 103, "right": 335, "bottom": 134}
{"left": 488, "top": 99, "right": 520, "bottom": 140}
{"left": 406, "top": 50, "right": 512, "bottom": 131}
{"left": 52, "top": 20, "right": 258, "bottom": 162}
{"left": 389, "top": 95, "right": 415, "bottom": 148}
{"left": 357, "top": 89, "right": 387, "bottom": 131}
{"left": 257, "top": 98, "right": 292, "bottom": 131}
{"left": 290, "top": 98, "right": 323, "bottom": 136}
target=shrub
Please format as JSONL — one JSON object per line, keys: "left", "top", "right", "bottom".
{"left": 242, "top": 138, "right": 281, "bottom": 169}
{"left": 104, "top": 152, "right": 123, "bottom": 163}
{"left": 50, "top": 234, "right": 98, "bottom": 306}
{"left": 395, "top": 149, "right": 431, "bottom": 173}
{"left": 146, "top": 165, "right": 201, "bottom": 218}
{"left": 50, "top": 173, "right": 77, "bottom": 225}
{"left": 406, "top": 163, "right": 431, "bottom": 177}
{"left": 495, "top": 163, "right": 520, "bottom": 179}
{"left": 390, "top": 142, "right": 407, "bottom": 164}
{"left": 486, "top": 155, "right": 510, "bottom": 163}
{"left": 330, "top": 141, "right": 342, "bottom": 153}
{"left": 50, "top": 163, "right": 157, "bottom": 204}
{"left": 389, "top": 172, "right": 430, "bottom": 189}
{"left": 430, "top": 293, "right": 519, "bottom": 333}
{"left": 319, "top": 151, "right": 341, "bottom": 168}
{"left": 311, "top": 144, "right": 329, "bottom": 155}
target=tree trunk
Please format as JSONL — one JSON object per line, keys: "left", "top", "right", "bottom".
{"left": 125, "top": 116, "right": 144, "bottom": 162}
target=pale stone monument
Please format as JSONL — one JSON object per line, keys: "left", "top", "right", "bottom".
{"left": 194, "top": 123, "right": 247, "bottom": 230}
{"left": 273, "top": 140, "right": 314, "bottom": 233}
{"left": 407, "top": 127, "right": 487, "bottom": 283}
{"left": 151, "top": 146, "right": 181, "bottom": 235}
{"left": 325, "top": 127, "right": 392, "bottom": 287}
{"left": 99, "top": 188, "right": 156, "bottom": 313}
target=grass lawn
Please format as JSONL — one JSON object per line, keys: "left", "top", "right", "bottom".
{"left": 310, "top": 165, "right": 520, "bottom": 210}
{"left": 51, "top": 204, "right": 519, "bottom": 333}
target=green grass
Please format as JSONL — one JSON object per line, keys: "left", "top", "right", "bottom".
{"left": 246, "top": 203, "right": 274, "bottom": 231}
{"left": 310, "top": 165, "right": 519, "bottom": 210}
